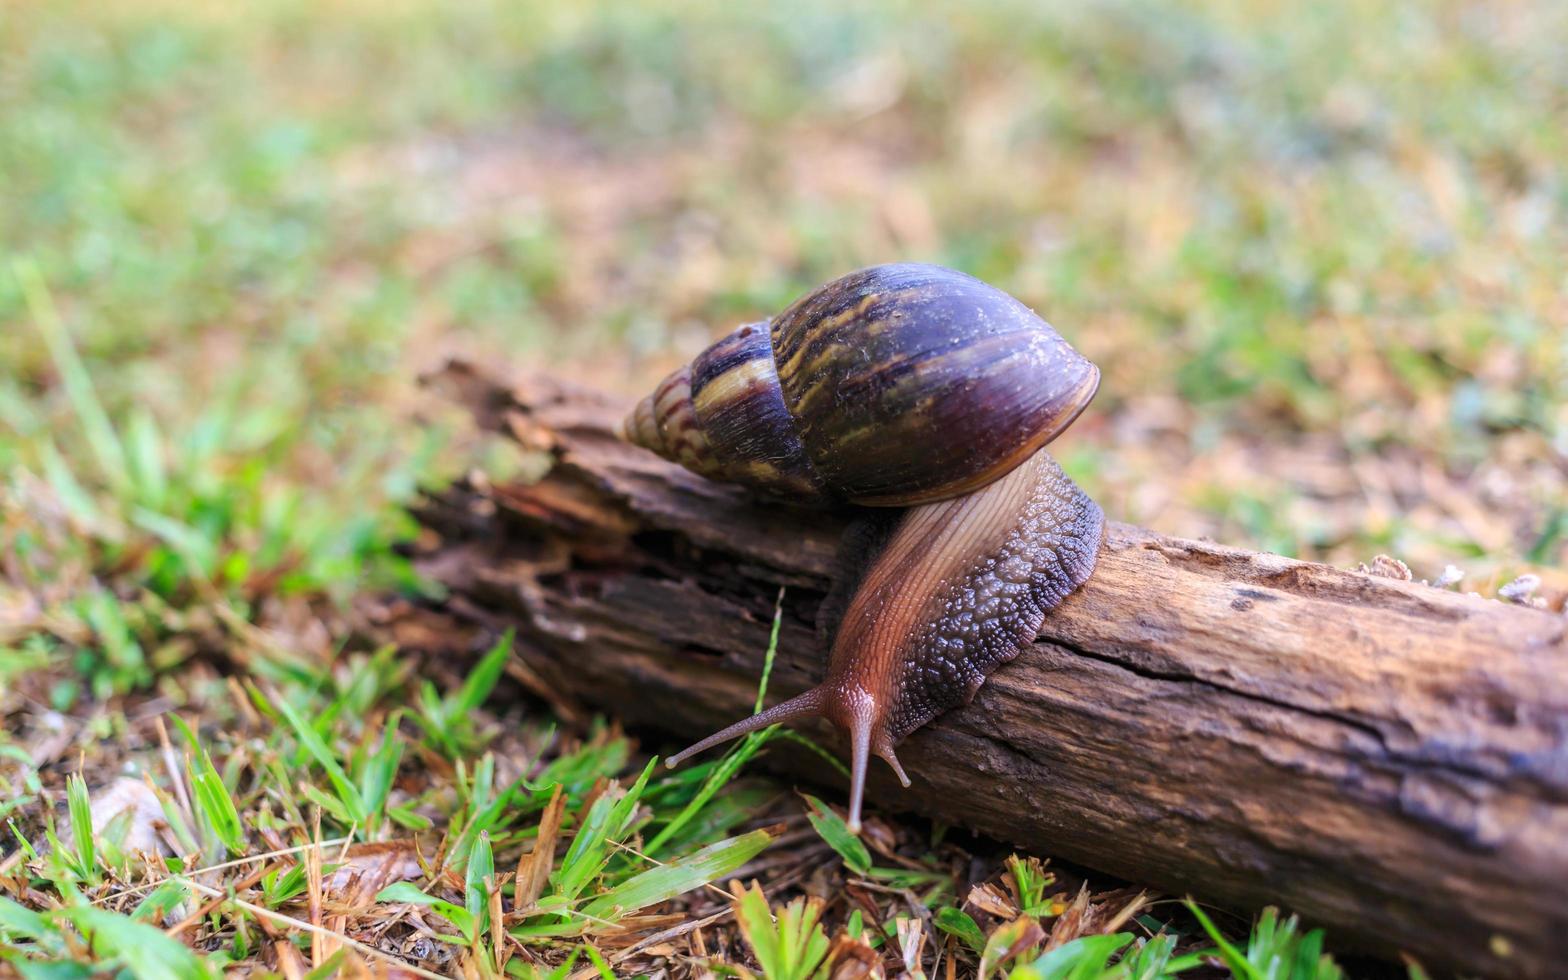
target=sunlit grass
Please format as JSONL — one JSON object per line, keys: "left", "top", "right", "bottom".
{"left": 0, "top": 639, "right": 783, "bottom": 975}
{"left": 4, "top": 0, "right": 1561, "bottom": 585}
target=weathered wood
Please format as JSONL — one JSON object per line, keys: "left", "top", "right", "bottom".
{"left": 414, "top": 362, "right": 1568, "bottom": 978}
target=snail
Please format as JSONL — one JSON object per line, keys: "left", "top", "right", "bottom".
{"left": 621, "top": 263, "right": 1104, "bottom": 832}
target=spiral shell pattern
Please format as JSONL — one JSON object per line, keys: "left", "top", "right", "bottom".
{"left": 623, "top": 322, "right": 827, "bottom": 499}
{"left": 623, "top": 264, "right": 1098, "bottom": 507}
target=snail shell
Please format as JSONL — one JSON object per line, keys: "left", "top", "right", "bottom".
{"left": 623, "top": 263, "right": 1100, "bottom": 505}
{"left": 622, "top": 263, "right": 1104, "bottom": 831}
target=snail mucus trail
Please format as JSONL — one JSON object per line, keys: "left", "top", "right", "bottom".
{"left": 621, "top": 263, "right": 1104, "bottom": 832}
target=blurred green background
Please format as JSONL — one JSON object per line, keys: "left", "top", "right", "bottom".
{"left": 4, "top": 0, "right": 1565, "bottom": 660}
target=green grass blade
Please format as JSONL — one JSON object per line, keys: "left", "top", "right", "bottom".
{"left": 272, "top": 694, "right": 367, "bottom": 825}
{"left": 800, "top": 793, "right": 871, "bottom": 876}
{"left": 262, "top": 862, "right": 310, "bottom": 908}
{"left": 553, "top": 760, "right": 656, "bottom": 901}
{"left": 647, "top": 592, "right": 787, "bottom": 856}
{"left": 580, "top": 826, "right": 776, "bottom": 922}
{"left": 144, "top": 781, "right": 200, "bottom": 856}
{"left": 466, "top": 831, "right": 495, "bottom": 938}
{"left": 375, "top": 882, "right": 474, "bottom": 939}
{"left": 298, "top": 782, "right": 354, "bottom": 823}
{"left": 131, "top": 880, "right": 192, "bottom": 924}
{"left": 934, "top": 906, "right": 987, "bottom": 956}
{"left": 732, "top": 883, "right": 782, "bottom": 977}
{"left": 357, "top": 711, "right": 404, "bottom": 827}
{"left": 129, "top": 508, "right": 219, "bottom": 582}
{"left": 1020, "top": 932, "right": 1133, "bottom": 979}
{"left": 61, "top": 905, "right": 217, "bottom": 979}
{"left": 1290, "top": 927, "right": 1328, "bottom": 980}
{"left": 755, "top": 587, "right": 785, "bottom": 713}
{"left": 13, "top": 258, "right": 129, "bottom": 495}
{"left": 169, "top": 715, "right": 244, "bottom": 856}
{"left": 0, "top": 895, "right": 60, "bottom": 950}
{"left": 580, "top": 944, "right": 616, "bottom": 980}
{"left": 124, "top": 408, "right": 169, "bottom": 511}
{"left": 302, "top": 948, "right": 349, "bottom": 980}
{"left": 445, "top": 769, "right": 531, "bottom": 875}
{"left": 978, "top": 916, "right": 1042, "bottom": 979}
{"left": 1117, "top": 933, "right": 1178, "bottom": 979}
{"left": 1183, "top": 899, "right": 1260, "bottom": 980}
{"left": 453, "top": 628, "right": 513, "bottom": 715}
{"left": 78, "top": 588, "right": 146, "bottom": 688}
{"left": 65, "top": 775, "right": 96, "bottom": 883}
{"left": 37, "top": 441, "right": 104, "bottom": 532}
{"left": 607, "top": 758, "right": 656, "bottom": 838}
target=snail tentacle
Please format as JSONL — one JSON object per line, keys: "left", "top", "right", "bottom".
{"left": 876, "top": 735, "right": 910, "bottom": 788}
{"left": 664, "top": 687, "right": 825, "bottom": 768}
{"left": 844, "top": 698, "right": 876, "bottom": 834}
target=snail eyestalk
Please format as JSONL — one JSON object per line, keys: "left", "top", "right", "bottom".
{"left": 845, "top": 704, "right": 874, "bottom": 835}
{"left": 664, "top": 688, "right": 824, "bottom": 769}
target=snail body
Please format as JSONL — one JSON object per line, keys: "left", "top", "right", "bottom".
{"left": 623, "top": 263, "right": 1104, "bottom": 831}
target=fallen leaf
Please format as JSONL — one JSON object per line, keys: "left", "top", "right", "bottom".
{"left": 964, "top": 881, "right": 1016, "bottom": 920}
{"left": 977, "top": 916, "right": 1043, "bottom": 979}
{"left": 828, "top": 933, "right": 885, "bottom": 979}
{"left": 1045, "top": 886, "right": 1090, "bottom": 948}
{"left": 324, "top": 840, "right": 425, "bottom": 903}
{"left": 894, "top": 916, "right": 928, "bottom": 980}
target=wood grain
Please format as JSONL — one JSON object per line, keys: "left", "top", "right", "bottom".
{"left": 413, "top": 362, "right": 1568, "bottom": 978}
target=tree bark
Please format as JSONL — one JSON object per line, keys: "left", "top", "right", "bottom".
{"left": 412, "top": 362, "right": 1568, "bottom": 978}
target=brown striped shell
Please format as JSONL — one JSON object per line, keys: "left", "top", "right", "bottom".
{"left": 623, "top": 264, "right": 1099, "bottom": 507}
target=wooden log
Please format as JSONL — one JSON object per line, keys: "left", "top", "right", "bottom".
{"left": 412, "top": 362, "right": 1568, "bottom": 978}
